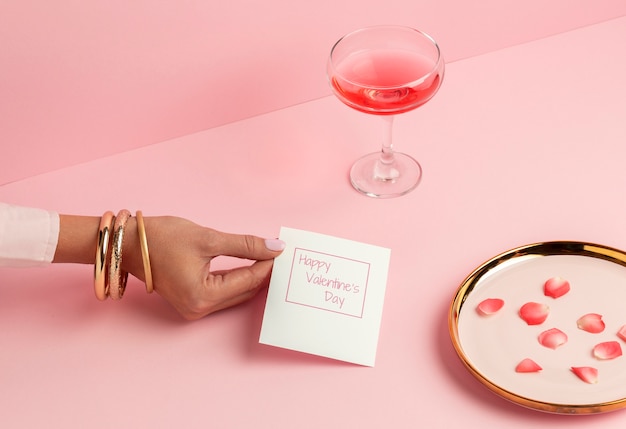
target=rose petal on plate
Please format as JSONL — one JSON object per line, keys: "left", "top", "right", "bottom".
{"left": 515, "top": 358, "right": 542, "bottom": 373}
{"left": 593, "top": 341, "right": 623, "bottom": 360}
{"left": 571, "top": 366, "right": 598, "bottom": 384}
{"left": 618, "top": 325, "right": 626, "bottom": 342}
{"left": 476, "top": 298, "right": 505, "bottom": 316}
{"left": 576, "top": 313, "right": 606, "bottom": 334}
{"left": 519, "top": 302, "right": 550, "bottom": 325}
{"left": 543, "top": 276, "right": 570, "bottom": 299}
{"left": 538, "top": 328, "right": 568, "bottom": 349}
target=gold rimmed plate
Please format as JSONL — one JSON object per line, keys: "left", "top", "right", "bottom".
{"left": 449, "top": 241, "right": 626, "bottom": 414}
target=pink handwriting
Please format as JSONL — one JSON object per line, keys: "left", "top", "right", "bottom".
{"left": 325, "top": 291, "right": 345, "bottom": 309}
{"left": 299, "top": 253, "right": 331, "bottom": 274}
{"left": 305, "top": 272, "right": 360, "bottom": 294}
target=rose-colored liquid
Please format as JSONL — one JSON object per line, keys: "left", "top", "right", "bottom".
{"left": 331, "top": 49, "right": 441, "bottom": 115}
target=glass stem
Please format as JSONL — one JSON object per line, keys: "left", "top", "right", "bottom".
{"left": 375, "top": 115, "right": 400, "bottom": 181}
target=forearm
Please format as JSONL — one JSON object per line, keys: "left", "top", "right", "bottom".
{"left": 52, "top": 215, "right": 100, "bottom": 264}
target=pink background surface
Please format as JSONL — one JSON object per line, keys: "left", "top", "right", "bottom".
{"left": 1, "top": 0, "right": 626, "bottom": 184}
{"left": 2, "top": 2, "right": 626, "bottom": 428}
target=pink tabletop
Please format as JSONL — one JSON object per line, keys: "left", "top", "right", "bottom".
{"left": 2, "top": 16, "right": 626, "bottom": 428}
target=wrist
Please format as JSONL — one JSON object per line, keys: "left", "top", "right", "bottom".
{"left": 53, "top": 215, "right": 101, "bottom": 264}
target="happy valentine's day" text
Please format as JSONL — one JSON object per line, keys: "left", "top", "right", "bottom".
{"left": 299, "top": 253, "right": 361, "bottom": 309}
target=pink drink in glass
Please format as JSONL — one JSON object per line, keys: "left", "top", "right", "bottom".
{"left": 331, "top": 49, "right": 442, "bottom": 115}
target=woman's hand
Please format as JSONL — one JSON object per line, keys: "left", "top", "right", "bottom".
{"left": 123, "top": 216, "right": 285, "bottom": 320}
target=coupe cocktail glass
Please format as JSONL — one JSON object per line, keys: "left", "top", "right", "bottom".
{"left": 328, "top": 25, "right": 444, "bottom": 197}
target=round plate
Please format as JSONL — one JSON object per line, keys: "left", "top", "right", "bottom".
{"left": 449, "top": 241, "right": 626, "bottom": 414}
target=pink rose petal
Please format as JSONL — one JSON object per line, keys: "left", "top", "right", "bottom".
{"left": 571, "top": 366, "right": 598, "bottom": 384}
{"left": 538, "top": 328, "right": 568, "bottom": 349}
{"left": 476, "top": 298, "right": 505, "bottom": 316}
{"left": 576, "top": 313, "right": 606, "bottom": 334}
{"left": 515, "top": 358, "right": 542, "bottom": 373}
{"left": 618, "top": 325, "right": 626, "bottom": 342}
{"left": 519, "top": 302, "right": 549, "bottom": 325}
{"left": 593, "top": 341, "right": 623, "bottom": 360}
{"left": 543, "top": 276, "right": 570, "bottom": 299}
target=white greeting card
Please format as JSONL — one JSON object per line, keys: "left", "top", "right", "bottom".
{"left": 259, "top": 227, "right": 391, "bottom": 366}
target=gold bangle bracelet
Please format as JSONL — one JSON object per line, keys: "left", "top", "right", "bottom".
{"left": 109, "top": 209, "right": 131, "bottom": 300}
{"left": 136, "top": 211, "right": 154, "bottom": 294}
{"left": 94, "top": 211, "right": 115, "bottom": 301}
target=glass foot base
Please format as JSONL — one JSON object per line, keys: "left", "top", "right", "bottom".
{"left": 349, "top": 152, "right": 422, "bottom": 198}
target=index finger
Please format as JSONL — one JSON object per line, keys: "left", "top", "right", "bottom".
{"left": 207, "top": 259, "right": 274, "bottom": 300}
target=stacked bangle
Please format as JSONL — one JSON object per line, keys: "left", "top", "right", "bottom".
{"left": 94, "top": 209, "right": 155, "bottom": 300}
{"left": 136, "top": 211, "right": 154, "bottom": 294}
{"left": 109, "top": 209, "right": 131, "bottom": 300}
{"left": 94, "top": 211, "right": 115, "bottom": 301}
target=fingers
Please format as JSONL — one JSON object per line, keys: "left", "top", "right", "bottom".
{"left": 183, "top": 289, "right": 260, "bottom": 320}
{"left": 210, "top": 230, "right": 285, "bottom": 261}
{"left": 213, "top": 259, "right": 273, "bottom": 294}
{"left": 179, "top": 259, "right": 274, "bottom": 320}
{"left": 168, "top": 260, "right": 274, "bottom": 320}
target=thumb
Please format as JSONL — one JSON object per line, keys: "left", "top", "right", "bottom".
{"left": 211, "top": 231, "right": 285, "bottom": 260}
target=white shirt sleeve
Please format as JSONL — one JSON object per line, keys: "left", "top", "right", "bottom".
{"left": 0, "top": 203, "right": 60, "bottom": 267}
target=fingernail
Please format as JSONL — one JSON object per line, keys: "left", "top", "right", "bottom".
{"left": 265, "top": 238, "right": 286, "bottom": 251}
